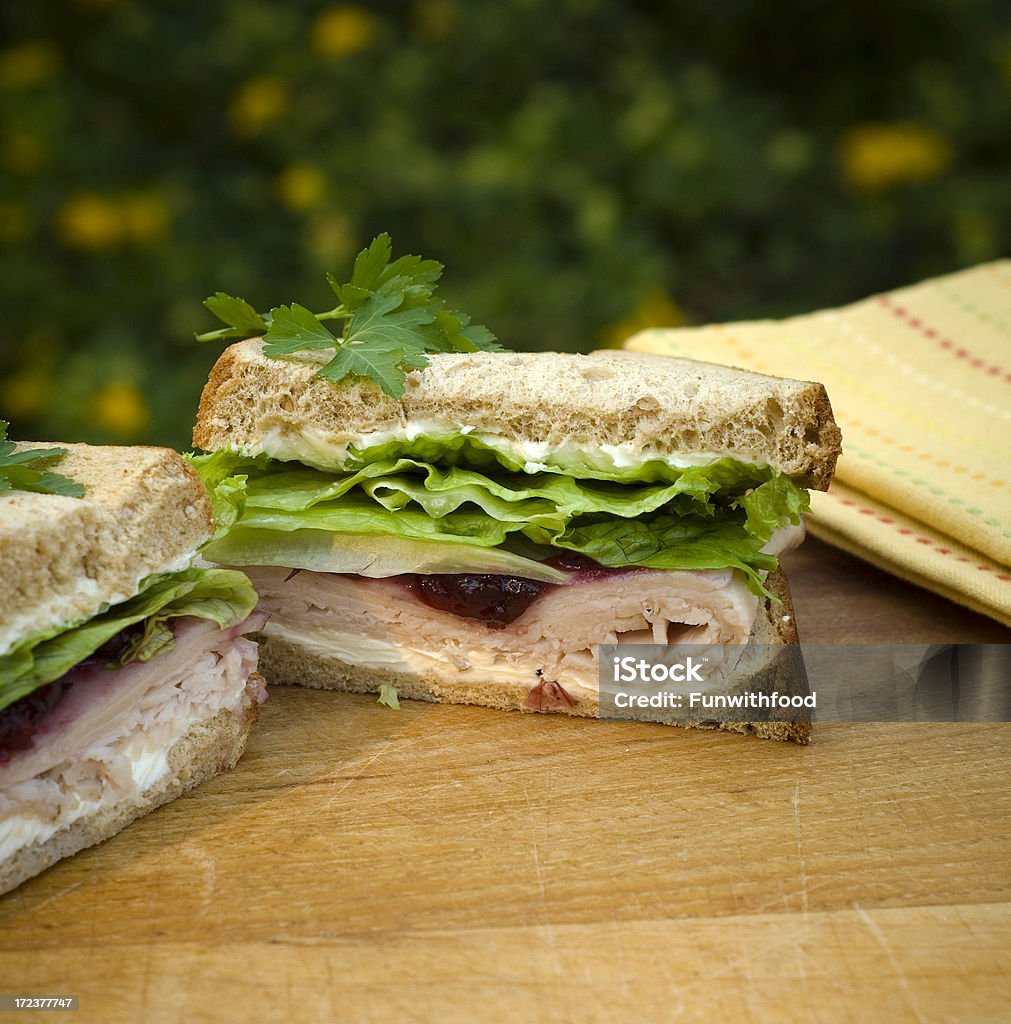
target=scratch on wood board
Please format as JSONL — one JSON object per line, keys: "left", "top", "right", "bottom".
{"left": 854, "top": 903, "right": 928, "bottom": 1024}
{"left": 792, "top": 782, "right": 810, "bottom": 916}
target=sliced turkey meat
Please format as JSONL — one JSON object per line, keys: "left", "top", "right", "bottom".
{"left": 0, "top": 613, "right": 266, "bottom": 860}
{"left": 245, "top": 561, "right": 762, "bottom": 704}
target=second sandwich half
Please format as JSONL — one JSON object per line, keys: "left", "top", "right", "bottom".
{"left": 190, "top": 343, "right": 840, "bottom": 738}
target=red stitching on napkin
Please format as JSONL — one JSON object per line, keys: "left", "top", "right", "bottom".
{"left": 823, "top": 491, "right": 1009, "bottom": 579}
{"left": 877, "top": 294, "right": 1011, "bottom": 382}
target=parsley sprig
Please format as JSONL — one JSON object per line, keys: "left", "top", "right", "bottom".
{"left": 0, "top": 421, "right": 85, "bottom": 498}
{"left": 196, "top": 233, "right": 501, "bottom": 398}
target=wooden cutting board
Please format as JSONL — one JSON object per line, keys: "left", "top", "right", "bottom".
{"left": 2, "top": 538, "right": 1009, "bottom": 1023}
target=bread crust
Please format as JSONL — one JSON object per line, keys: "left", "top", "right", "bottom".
{"left": 193, "top": 341, "right": 841, "bottom": 489}
{"left": 254, "top": 572, "right": 811, "bottom": 744}
{"left": 0, "top": 444, "right": 213, "bottom": 656}
{"left": 0, "top": 674, "right": 263, "bottom": 896}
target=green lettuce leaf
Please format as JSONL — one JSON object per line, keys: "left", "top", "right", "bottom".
{"left": 190, "top": 447, "right": 258, "bottom": 540}
{"left": 377, "top": 683, "right": 400, "bottom": 710}
{"left": 736, "top": 474, "right": 811, "bottom": 542}
{"left": 235, "top": 427, "right": 787, "bottom": 487}
{"left": 190, "top": 450, "right": 809, "bottom": 597}
{"left": 202, "top": 526, "right": 571, "bottom": 582}
{"left": 0, "top": 567, "right": 259, "bottom": 714}
{"left": 342, "top": 431, "right": 782, "bottom": 484}
{"left": 547, "top": 513, "right": 780, "bottom": 577}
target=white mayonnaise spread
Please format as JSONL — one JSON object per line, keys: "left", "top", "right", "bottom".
{"left": 254, "top": 421, "right": 757, "bottom": 475}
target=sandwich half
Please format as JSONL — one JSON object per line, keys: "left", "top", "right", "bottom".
{"left": 192, "top": 342, "right": 841, "bottom": 742}
{"left": 0, "top": 441, "right": 265, "bottom": 895}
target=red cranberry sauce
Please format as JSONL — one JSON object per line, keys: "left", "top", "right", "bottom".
{"left": 0, "top": 679, "right": 69, "bottom": 763}
{"left": 398, "top": 555, "right": 643, "bottom": 629}
{"left": 542, "top": 551, "right": 633, "bottom": 581}
{"left": 405, "top": 574, "right": 546, "bottom": 627}
{"left": 0, "top": 623, "right": 147, "bottom": 764}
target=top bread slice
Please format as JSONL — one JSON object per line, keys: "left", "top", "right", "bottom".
{"left": 0, "top": 444, "right": 213, "bottom": 656}
{"left": 194, "top": 339, "right": 841, "bottom": 488}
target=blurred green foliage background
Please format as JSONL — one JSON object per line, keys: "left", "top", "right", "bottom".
{"left": 1, "top": 0, "right": 1009, "bottom": 449}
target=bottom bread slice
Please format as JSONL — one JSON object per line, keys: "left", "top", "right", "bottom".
{"left": 0, "top": 675, "right": 262, "bottom": 896}
{"left": 253, "top": 569, "right": 811, "bottom": 744}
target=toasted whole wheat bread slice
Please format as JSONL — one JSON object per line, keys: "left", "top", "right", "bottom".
{"left": 0, "top": 444, "right": 213, "bottom": 656}
{"left": 193, "top": 341, "right": 841, "bottom": 488}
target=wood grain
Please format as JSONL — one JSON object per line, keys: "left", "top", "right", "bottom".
{"left": 1, "top": 541, "right": 1009, "bottom": 1022}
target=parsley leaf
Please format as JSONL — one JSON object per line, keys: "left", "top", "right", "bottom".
{"left": 343, "top": 293, "right": 437, "bottom": 352}
{"left": 328, "top": 276, "right": 372, "bottom": 314}
{"left": 376, "top": 254, "right": 443, "bottom": 296}
{"left": 197, "top": 292, "right": 270, "bottom": 342}
{"left": 318, "top": 337, "right": 429, "bottom": 398}
{"left": 262, "top": 304, "right": 337, "bottom": 355}
{"left": 433, "top": 310, "right": 502, "bottom": 353}
{"left": 198, "top": 233, "right": 502, "bottom": 397}
{"left": 0, "top": 421, "right": 85, "bottom": 498}
{"left": 460, "top": 323, "right": 500, "bottom": 352}
{"left": 349, "top": 232, "right": 394, "bottom": 291}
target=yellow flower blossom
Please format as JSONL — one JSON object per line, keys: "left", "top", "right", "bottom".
{"left": 91, "top": 381, "right": 149, "bottom": 438}
{"left": 57, "top": 193, "right": 126, "bottom": 249}
{"left": 0, "top": 368, "right": 50, "bottom": 419}
{"left": 599, "top": 290, "right": 684, "bottom": 349}
{"left": 0, "top": 42, "right": 61, "bottom": 90}
{"left": 306, "top": 212, "right": 356, "bottom": 266}
{"left": 56, "top": 192, "right": 172, "bottom": 248}
{"left": 276, "top": 164, "right": 327, "bottom": 210}
{"left": 311, "top": 6, "right": 379, "bottom": 57}
{"left": 0, "top": 202, "right": 30, "bottom": 240}
{"left": 56, "top": 192, "right": 171, "bottom": 248}
{"left": 840, "top": 122, "right": 952, "bottom": 191}
{"left": 122, "top": 194, "right": 171, "bottom": 243}
{"left": 2, "top": 132, "right": 47, "bottom": 173}
{"left": 229, "top": 76, "right": 288, "bottom": 137}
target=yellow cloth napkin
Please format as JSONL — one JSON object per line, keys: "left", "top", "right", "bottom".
{"left": 624, "top": 260, "right": 1011, "bottom": 627}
